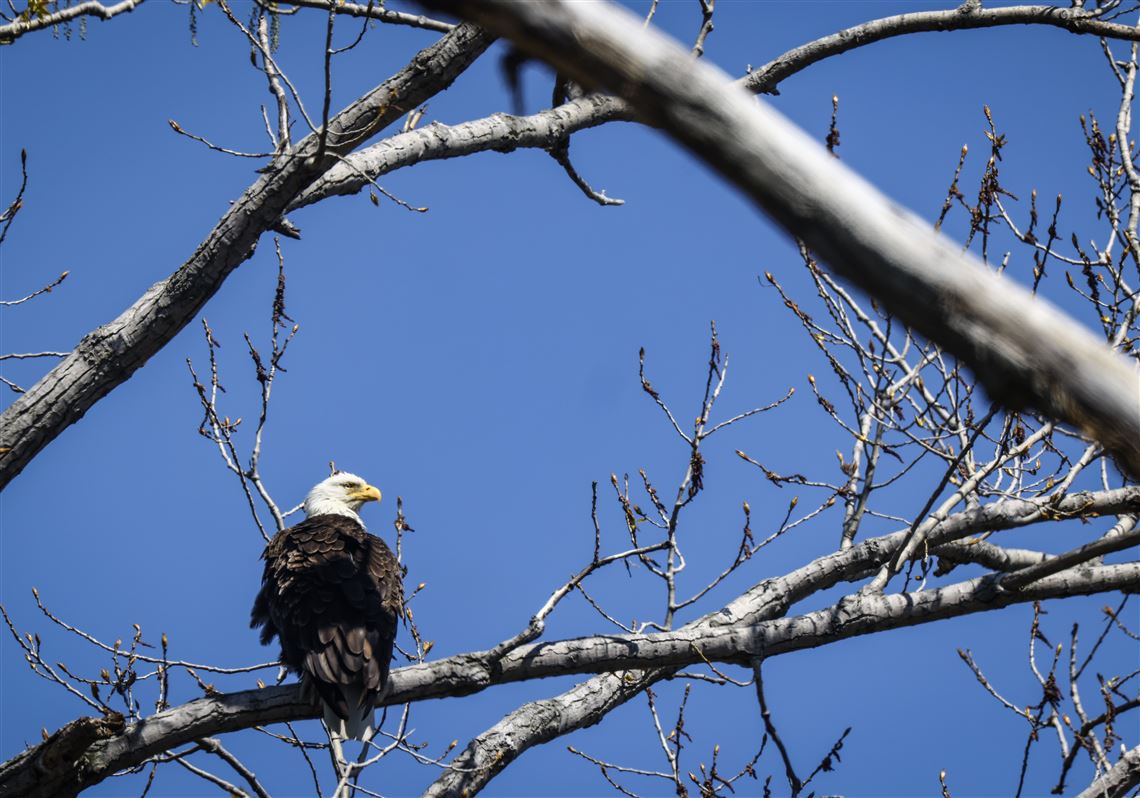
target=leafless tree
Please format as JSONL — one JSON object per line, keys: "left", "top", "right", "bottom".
{"left": 1, "top": 2, "right": 1137, "bottom": 797}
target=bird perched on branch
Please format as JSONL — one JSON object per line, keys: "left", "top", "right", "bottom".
{"left": 251, "top": 471, "right": 402, "bottom": 741}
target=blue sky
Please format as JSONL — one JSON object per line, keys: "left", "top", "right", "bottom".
{"left": 1, "top": 1, "right": 1135, "bottom": 796}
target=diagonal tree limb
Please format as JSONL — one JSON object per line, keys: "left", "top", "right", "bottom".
{"left": 999, "top": 526, "right": 1140, "bottom": 590}
{"left": 420, "top": 670, "right": 662, "bottom": 798}
{"left": 423, "top": 0, "right": 1140, "bottom": 479}
{"left": 1074, "top": 745, "right": 1140, "bottom": 798}
{"left": 0, "top": 22, "right": 494, "bottom": 491}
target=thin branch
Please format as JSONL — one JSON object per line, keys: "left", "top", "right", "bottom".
{"left": 999, "top": 526, "right": 1140, "bottom": 590}
{"left": 197, "top": 737, "right": 271, "bottom": 798}
{"left": 0, "top": 272, "right": 68, "bottom": 307}
{"left": 273, "top": 0, "right": 453, "bottom": 33}
{"left": 0, "top": 0, "right": 145, "bottom": 44}
{"left": 752, "top": 658, "right": 800, "bottom": 795}
{"left": 166, "top": 119, "right": 273, "bottom": 159}
{"left": 0, "top": 147, "right": 30, "bottom": 246}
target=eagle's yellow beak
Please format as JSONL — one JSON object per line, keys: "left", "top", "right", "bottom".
{"left": 350, "top": 484, "right": 382, "bottom": 504}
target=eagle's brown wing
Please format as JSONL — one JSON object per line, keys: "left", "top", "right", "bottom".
{"left": 251, "top": 514, "right": 402, "bottom": 721}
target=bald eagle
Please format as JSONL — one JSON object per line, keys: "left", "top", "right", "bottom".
{"left": 251, "top": 472, "right": 403, "bottom": 740}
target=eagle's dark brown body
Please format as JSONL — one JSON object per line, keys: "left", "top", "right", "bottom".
{"left": 250, "top": 513, "right": 403, "bottom": 735}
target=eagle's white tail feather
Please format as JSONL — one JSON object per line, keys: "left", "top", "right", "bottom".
{"left": 322, "top": 686, "right": 374, "bottom": 741}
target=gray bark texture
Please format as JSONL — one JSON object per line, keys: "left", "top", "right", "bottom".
{"left": 1075, "top": 746, "right": 1140, "bottom": 798}
{"left": 425, "top": 0, "right": 1140, "bottom": 480}
{"left": 0, "top": 22, "right": 494, "bottom": 491}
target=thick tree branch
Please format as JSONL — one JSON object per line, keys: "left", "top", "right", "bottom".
{"left": 421, "top": 670, "right": 658, "bottom": 798}
{"left": 289, "top": 94, "right": 633, "bottom": 211}
{"left": 423, "top": 0, "right": 1140, "bottom": 479}
{"left": 999, "top": 526, "right": 1140, "bottom": 590}
{"left": 5, "top": 487, "right": 1135, "bottom": 797}
{"left": 934, "top": 539, "right": 1051, "bottom": 572}
{"left": 1074, "top": 745, "right": 1140, "bottom": 798}
{"left": 0, "top": 23, "right": 494, "bottom": 490}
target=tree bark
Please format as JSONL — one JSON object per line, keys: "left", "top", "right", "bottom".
{"left": 1075, "top": 746, "right": 1140, "bottom": 798}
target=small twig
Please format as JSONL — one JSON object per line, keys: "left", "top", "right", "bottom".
{"left": 0, "top": 375, "right": 22, "bottom": 393}
{"left": 999, "top": 527, "right": 1140, "bottom": 591}
{"left": 548, "top": 142, "right": 625, "bottom": 206}
{"left": 752, "top": 658, "right": 801, "bottom": 795}
{"left": 257, "top": 11, "right": 291, "bottom": 152}
{"left": 198, "top": 737, "right": 272, "bottom": 798}
{"left": 692, "top": 0, "right": 715, "bottom": 57}
{"left": 0, "top": 147, "right": 30, "bottom": 246}
{"left": 266, "top": 0, "right": 452, "bottom": 32}
{"left": 166, "top": 120, "right": 273, "bottom": 159}
{"left": 0, "top": 0, "right": 145, "bottom": 44}
{"left": 0, "top": 272, "right": 68, "bottom": 306}
{"left": 216, "top": 0, "right": 318, "bottom": 134}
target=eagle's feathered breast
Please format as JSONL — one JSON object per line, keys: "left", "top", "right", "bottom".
{"left": 251, "top": 513, "right": 403, "bottom": 728}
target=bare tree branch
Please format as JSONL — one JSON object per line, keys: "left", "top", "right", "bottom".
{"left": 1073, "top": 744, "right": 1140, "bottom": 798}
{"left": 0, "top": 272, "right": 68, "bottom": 307}
{"left": 277, "top": 0, "right": 453, "bottom": 33}
{"left": 999, "top": 526, "right": 1140, "bottom": 590}
{"left": 741, "top": 4, "right": 1140, "bottom": 96}
{"left": 0, "top": 0, "right": 145, "bottom": 44}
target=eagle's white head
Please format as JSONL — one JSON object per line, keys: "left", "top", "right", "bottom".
{"left": 302, "top": 472, "right": 382, "bottom": 523}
